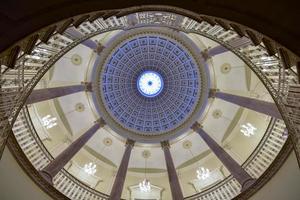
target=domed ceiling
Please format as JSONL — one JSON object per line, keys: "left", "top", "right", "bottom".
{"left": 28, "top": 20, "right": 273, "bottom": 198}
{"left": 94, "top": 27, "right": 209, "bottom": 142}
{"left": 32, "top": 27, "right": 272, "bottom": 174}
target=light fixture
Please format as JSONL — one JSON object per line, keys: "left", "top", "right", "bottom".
{"left": 41, "top": 115, "right": 57, "bottom": 129}
{"left": 196, "top": 167, "right": 210, "bottom": 180}
{"left": 84, "top": 162, "right": 97, "bottom": 175}
{"left": 139, "top": 179, "right": 151, "bottom": 192}
{"left": 240, "top": 122, "right": 257, "bottom": 137}
{"left": 139, "top": 151, "right": 151, "bottom": 192}
{"left": 184, "top": 144, "right": 210, "bottom": 181}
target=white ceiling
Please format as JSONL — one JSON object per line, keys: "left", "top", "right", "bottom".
{"left": 50, "top": 44, "right": 91, "bottom": 84}
{"left": 34, "top": 29, "right": 268, "bottom": 171}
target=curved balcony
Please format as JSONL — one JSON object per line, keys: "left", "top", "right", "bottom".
{"left": 0, "top": 8, "right": 299, "bottom": 200}
{"left": 11, "top": 103, "right": 289, "bottom": 199}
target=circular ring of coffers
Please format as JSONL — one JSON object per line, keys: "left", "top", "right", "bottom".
{"left": 93, "top": 27, "right": 210, "bottom": 143}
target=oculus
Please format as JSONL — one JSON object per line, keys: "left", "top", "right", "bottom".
{"left": 137, "top": 71, "right": 164, "bottom": 97}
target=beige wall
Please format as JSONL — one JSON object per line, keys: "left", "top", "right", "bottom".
{"left": 0, "top": 147, "right": 53, "bottom": 200}
{"left": 249, "top": 151, "right": 300, "bottom": 200}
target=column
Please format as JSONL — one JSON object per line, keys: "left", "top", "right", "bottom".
{"left": 26, "top": 82, "right": 92, "bottom": 104}
{"left": 210, "top": 89, "right": 282, "bottom": 119}
{"left": 161, "top": 141, "right": 184, "bottom": 200}
{"left": 109, "top": 139, "right": 135, "bottom": 200}
{"left": 65, "top": 27, "right": 98, "bottom": 50}
{"left": 191, "top": 123, "right": 255, "bottom": 190}
{"left": 207, "top": 45, "right": 228, "bottom": 58}
{"left": 40, "top": 118, "right": 105, "bottom": 183}
{"left": 206, "top": 37, "right": 252, "bottom": 58}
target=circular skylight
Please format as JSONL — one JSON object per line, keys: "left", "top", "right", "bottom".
{"left": 137, "top": 71, "right": 164, "bottom": 97}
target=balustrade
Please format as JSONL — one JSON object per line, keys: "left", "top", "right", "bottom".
{"left": 0, "top": 10, "right": 298, "bottom": 199}
{"left": 12, "top": 108, "right": 109, "bottom": 199}
{"left": 10, "top": 106, "right": 287, "bottom": 199}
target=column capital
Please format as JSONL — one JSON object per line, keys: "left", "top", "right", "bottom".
{"left": 125, "top": 139, "right": 135, "bottom": 148}
{"left": 94, "top": 43, "right": 105, "bottom": 54}
{"left": 209, "top": 88, "right": 220, "bottom": 98}
{"left": 201, "top": 48, "right": 211, "bottom": 60}
{"left": 81, "top": 81, "right": 93, "bottom": 92}
{"left": 161, "top": 141, "right": 170, "bottom": 149}
{"left": 191, "top": 122, "right": 202, "bottom": 132}
{"left": 95, "top": 118, "right": 106, "bottom": 127}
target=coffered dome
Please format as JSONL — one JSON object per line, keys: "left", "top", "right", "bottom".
{"left": 94, "top": 27, "right": 210, "bottom": 142}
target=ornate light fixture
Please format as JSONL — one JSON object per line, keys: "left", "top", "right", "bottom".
{"left": 183, "top": 141, "right": 211, "bottom": 181}
{"left": 139, "top": 150, "right": 151, "bottom": 192}
{"left": 84, "top": 162, "right": 97, "bottom": 175}
{"left": 139, "top": 179, "right": 151, "bottom": 192}
{"left": 41, "top": 115, "right": 57, "bottom": 129}
{"left": 196, "top": 167, "right": 210, "bottom": 180}
{"left": 240, "top": 122, "right": 257, "bottom": 137}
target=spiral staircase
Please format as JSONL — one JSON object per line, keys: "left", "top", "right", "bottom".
{"left": 0, "top": 2, "right": 299, "bottom": 200}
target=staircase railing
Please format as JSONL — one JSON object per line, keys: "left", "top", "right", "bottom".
{"left": 13, "top": 107, "right": 110, "bottom": 199}
{"left": 0, "top": 8, "right": 298, "bottom": 200}
{"left": 12, "top": 106, "right": 287, "bottom": 199}
{"left": 185, "top": 119, "right": 287, "bottom": 200}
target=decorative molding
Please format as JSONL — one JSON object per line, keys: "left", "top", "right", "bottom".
{"left": 95, "top": 43, "right": 105, "bottom": 54}
{"left": 142, "top": 150, "right": 151, "bottom": 159}
{"left": 71, "top": 54, "right": 82, "bottom": 65}
{"left": 75, "top": 103, "right": 85, "bottom": 112}
{"left": 95, "top": 118, "right": 106, "bottom": 127}
{"left": 83, "top": 145, "right": 117, "bottom": 167}
{"left": 81, "top": 81, "right": 93, "bottom": 92}
{"left": 177, "top": 150, "right": 211, "bottom": 169}
{"left": 161, "top": 141, "right": 170, "bottom": 149}
{"left": 191, "top": 122, "right": 202, "bottom": 132}
{"left": 126, "top": 139, "right": 135, "bottom": 148}
{"left": 220, "top": 63, "right": 232, "bottom": 74}
{"left": 182, "top": 140, "right": 193, "bottom": 149}
{"left": 212, "top": 109, "right": 223, "bottom": 119}
{"left": 103, "top": 137, "right": 113, "bottom": 146}
{"left": 128, "top": 168, "right": 166, "bottom": 173}
{"left": 221, "top": 107, "right": 244, "bottom": 143}
{"left": 208, "top": 88, "right": 220, "bottom": 98}
{"left": 200, "top": 49, "right": 211, "bottom": 61}
{"left": 0, "top": 8, "right": 298, "bottom": 200}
